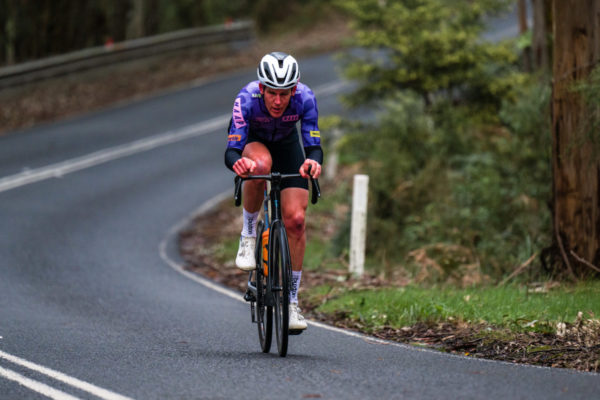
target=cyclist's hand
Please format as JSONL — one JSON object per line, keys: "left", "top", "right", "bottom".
{"left": 233, "top": 157, "right": 256, "bottom": 178}
{"left": 300, "top": 159, "right": 321, "bottom": 179}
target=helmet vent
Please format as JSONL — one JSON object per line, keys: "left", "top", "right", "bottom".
{"left": 262, "top": 62, "right": 274, "bottom": 82}
{"left": 291, "top": 64, "right": 297, "bottom": 80}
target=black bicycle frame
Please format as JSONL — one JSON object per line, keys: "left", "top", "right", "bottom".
{"left": 235, "top": 171, "right": 320, "bottom": 311}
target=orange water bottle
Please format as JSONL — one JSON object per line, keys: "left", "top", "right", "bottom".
{"left": 262, "top": 229, "right": 269, "bottom": 276}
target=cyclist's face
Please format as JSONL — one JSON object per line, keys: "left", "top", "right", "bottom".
{"left": 260, "top": 85, "right": 296, "bottom": 118}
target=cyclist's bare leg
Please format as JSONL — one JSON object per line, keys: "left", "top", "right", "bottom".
{"left": 281, "top": 187, "right": 309, "bottom": 271}
{"left": 241, "top": 142, "right": 272, "bottom": 213}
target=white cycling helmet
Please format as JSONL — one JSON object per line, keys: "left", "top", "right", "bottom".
{"left": 257, "top": 52, "right": 300, "bottom": 90}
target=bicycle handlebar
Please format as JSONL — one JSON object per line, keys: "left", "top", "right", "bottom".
{"left": 234, "top": 169, "right": 321, "bottom": 207}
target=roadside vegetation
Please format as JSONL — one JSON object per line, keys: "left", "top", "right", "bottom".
{"left": 297, "top": 0, "right": 599, "bottom": 371}
{"left": 313, "top": 283, "right": 600, "bottom": 333}
{"left": 329, "top": 0, "right": 551, "bottom": 281}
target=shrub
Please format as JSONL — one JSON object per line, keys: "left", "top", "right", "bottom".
{"left": 338, "top": 78, "right": 552, "bottom": 282}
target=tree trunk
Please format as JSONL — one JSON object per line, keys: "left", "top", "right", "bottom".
{"left": 127, "top": 0, "right": 146, "bottom": 40}
{"left": 552, "top": 0, "right": 600, "bottom": 278}
{"left": 532, "top": 0, "right": 552, "bottom": 72}
{"left": 518, "top": 0, "right": 532, "bottom": 72}
{"left": 4, "top": 0, "right": 17, "bottom": 64}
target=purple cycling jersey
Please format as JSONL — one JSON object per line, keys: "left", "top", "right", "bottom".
{"left": 226, "top": 81, "right": 321, "bottom": 151}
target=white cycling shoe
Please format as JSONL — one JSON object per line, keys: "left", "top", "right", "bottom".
{"left": 235, "top": 236, "right": 256, "bottom": 271}
{"left": 289, "top": 303, "right": 307, "bottom": 330}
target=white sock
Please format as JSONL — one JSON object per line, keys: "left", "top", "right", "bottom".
{"left": 290, "top": 270, "right": 302, "bottom": 304}
{"left": 241, "top": 209, "right": 259, "bottom": 237}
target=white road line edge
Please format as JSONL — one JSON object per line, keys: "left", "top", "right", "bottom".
{"left": 0, "top": 366, "right": 82, "bottom": 400}
{"left": 160, "top": 191, "right": 596, "bottom": 375}
{"left": 0, "top": 80, "right": 349, "bottom": 194}
{"left": 0, "top": 115, "right": 228, "bottom": 193}
{"left": 159, "top": 190, "right": 243, "bottom": 303}
{"left": 0, "top": 350, "right": 134, "bottom": 400}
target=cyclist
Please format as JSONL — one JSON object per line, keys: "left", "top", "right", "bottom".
{"left": 224, "top": 52, "right": 323, "bottom": 331}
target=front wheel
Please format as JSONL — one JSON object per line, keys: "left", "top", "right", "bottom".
{"left": 255, "top": 220, "right": 272, "bottom": 353}
{"left": 270, "top": 220, "right": 291, "bottom": 357}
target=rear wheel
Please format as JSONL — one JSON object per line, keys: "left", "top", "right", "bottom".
{"left": 255, "top": 221, "right": 272, "bottom": 353}
{"left": 270, "top": 221, "right": 291, "bottom": 357}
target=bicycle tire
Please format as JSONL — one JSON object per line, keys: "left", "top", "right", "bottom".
{"left": 270, "top": 220, "right": 291, "bottom": 357}
{"left": 255, "top": 220, "right": 272, "bottom": 353}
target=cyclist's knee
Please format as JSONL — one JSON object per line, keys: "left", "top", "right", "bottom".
{"left": 284, "top": 210, "right": 305, "bottom": 237}
{"left": 253, "top": 155, "right": 272, "bottom": 175}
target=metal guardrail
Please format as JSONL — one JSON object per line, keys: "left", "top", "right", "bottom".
{"left": 0, "top": 20, "right": 254, "bottom": 89}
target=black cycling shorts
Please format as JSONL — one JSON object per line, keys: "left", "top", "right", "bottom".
{"left": 247, "top": 128, "right": 308, "bottom": 191}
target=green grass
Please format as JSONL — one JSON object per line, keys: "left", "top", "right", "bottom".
{"left": 314, "top": 281, "right": 600, "bottom": 333}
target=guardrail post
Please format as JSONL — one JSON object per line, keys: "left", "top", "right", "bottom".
{"left": 350, "top": 174, "right": 369, "bottom": 277}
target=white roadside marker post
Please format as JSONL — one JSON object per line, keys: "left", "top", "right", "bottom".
{"left": 325, "top": 128, "right": 341, "bottom": 181}
{"left": 350, "top": 174, "right": 369, "bottom": 277}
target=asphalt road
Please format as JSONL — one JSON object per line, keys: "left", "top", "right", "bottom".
{"left": 1, "top": 49, "right": 599, "bottom": 400}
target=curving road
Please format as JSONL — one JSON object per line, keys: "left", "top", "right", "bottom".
{"left": 1, "top": 52, "right": 599, "bottom": 399}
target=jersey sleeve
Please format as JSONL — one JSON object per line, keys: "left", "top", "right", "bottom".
{"left": 299, "top": 87, "right": 321, "bottom": 148}
{"left": 226, "top": 91, "right": 251, "bottom": 151}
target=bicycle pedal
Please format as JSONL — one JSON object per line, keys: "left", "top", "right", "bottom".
{"left": 288, "top": 329, "right": 304, "bottom": 336}
{"left": 243, "top": 290, "right": 256, "bottom": 302}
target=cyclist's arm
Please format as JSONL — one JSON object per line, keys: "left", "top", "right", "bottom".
{"left": 224, "top": 147, "right": 242, "bottom": 171}
{"left": 304, "top": 146, "right": 323, "bottom": 164}
{"left": 225, "top": 92, "right": 251, "bottom": 171}
{"left": 300, "top": 86, "right": 323, "bottom": 167}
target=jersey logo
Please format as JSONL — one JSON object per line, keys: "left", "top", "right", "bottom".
{"left": 282, "top": 114, "right": 299, "bottom": 122}
{"left": 310, "top": 130, "right": 321, "bottom": 138}
{"left": 233, "top": 98, "right": 246, "bottom": 129}
{"left": 228, "top": 134, "right": 241, "bottom": 142}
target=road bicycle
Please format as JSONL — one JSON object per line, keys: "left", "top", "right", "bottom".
{"left": 234, "top": 169, "right": 320, "bottom": 357}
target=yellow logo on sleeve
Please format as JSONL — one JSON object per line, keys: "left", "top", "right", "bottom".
{"left": 310, "top": 131, "right": 321, "bottom": 138}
